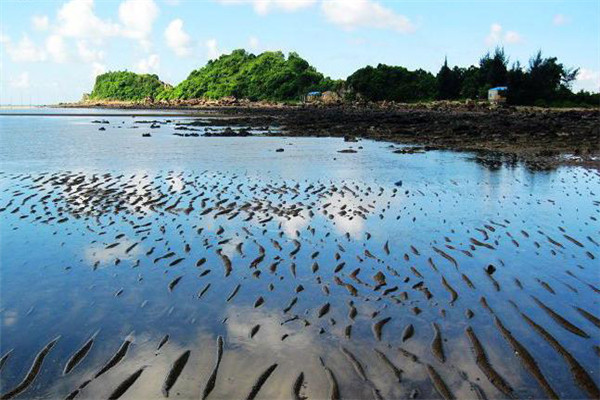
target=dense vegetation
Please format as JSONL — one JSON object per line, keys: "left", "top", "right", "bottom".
{"left": 158, "top": 50, "right": 338, "bottom": 101}
{"left": 346, "top": 65, "right": 436, "bottom": 102}
{"left": 434, "top": 48, "right": 598, "bottom": 107}
{"left": 88, "top": 48, "right": 598, "bottom": 107}
{"left": 89, "top": 71, "right": 169, "bottom": 101}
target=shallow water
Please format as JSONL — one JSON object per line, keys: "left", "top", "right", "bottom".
{"left": 0, "top": 109, "right": 599, "bottom": 399}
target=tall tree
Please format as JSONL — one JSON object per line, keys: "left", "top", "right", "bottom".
{"left": 479, "top": 47, "right": 508, "bottom": 92}
{"left": 436, "top": 57, "right": 462, "bottom": 100}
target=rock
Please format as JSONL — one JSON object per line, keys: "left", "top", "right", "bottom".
{"left": 142, "top": 133, "right": 151, "bottom": 137}
{"left": 485, "top": 264, "right": 496, "bottom": 275}
{"left": 338, "top": 149, "right": 357, "bottom": 153}
{"left": 393, "top": 146, "right": 425, "bottom": 154}
{"left": 276, "top": 148, "right": 285, "bottom": 152}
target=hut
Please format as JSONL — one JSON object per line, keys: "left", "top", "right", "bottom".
{"left": 488, "top": 87, "right": 508, "bottom": 104}
{"left": 304, "top": 91, "right": 322, "bottom": 102}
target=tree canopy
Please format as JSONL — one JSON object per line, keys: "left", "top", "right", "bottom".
{"left": 346, "top": 64, "right": 436, "bottom": 102}
{"left": 89, "top": 71, "right": 168, "bottom": 101}
{"left": 87, "top": 48, "right": 598, "bottom": 107}
{"left": 158, "top": 49, "right": 336, "bottom": 101}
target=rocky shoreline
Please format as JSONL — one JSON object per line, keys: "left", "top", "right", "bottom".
{"left": 59, "top": 100, "right": 600, "bottom": 169}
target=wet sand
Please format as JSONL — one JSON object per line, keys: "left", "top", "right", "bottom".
{"left": 53, "top": 103, "right": 600, "bottom": 168}
{"left": 0, "top": 112, "right": 599, "bottom": 399}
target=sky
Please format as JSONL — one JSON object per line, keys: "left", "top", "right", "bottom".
{"left": 0, "top": 0, "right": 598, "bottom": 105}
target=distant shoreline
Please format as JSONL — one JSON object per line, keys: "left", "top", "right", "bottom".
{"left": 3, "top": 101, "right": 598, "bottom": 169}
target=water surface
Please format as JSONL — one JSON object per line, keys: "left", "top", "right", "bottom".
{"left": 0, "top": 109, "right": 598, "bottom": 399}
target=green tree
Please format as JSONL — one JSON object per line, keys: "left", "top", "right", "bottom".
{"left": 436, "top": 58, "right": 463, "bottom": 100}
{"left": 90, "top": 71, "right": 169, "bottom": 101}
{"left": 460, "top": 66, "right": 481, "bottom": 99}
{"left": 506, "top": 61, "right": 527, "bottom": 104}
{"left": 479, "top": 47, "right": 508, "bottom": 94}
{"left": 159, "top": 49, "right": 334, "bottom": 101}
{"left": 525, "top": 51, "right": 579, "bottom": 104}
{"left": 346, "top": 64, "right": 436, "bottom": 102}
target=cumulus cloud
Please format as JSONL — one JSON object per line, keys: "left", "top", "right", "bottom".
{"left": 485, "top": 23, "right": 502, "bottom": 44}
{"left": 217, "top": 0, "right": 316, "bottom": 15}
{"left": 91, "top": 62, "right": 106, "bottom": 78}
{"left": 45, "top": 34, "right": 68, "bottom": 63}
{"left": 165, "top": 18, "right": 192, "bottom": 57}
{"left": 118, "top": 0, "right": 159, "bottom": 49}
{"left": 553, "top": 14, "right": 570, "bottom": 26}
{"left": 206, "top": 38, "right": 221, "bottom": 60}
{"left": 248, "top": 35, "right": 260, "bottom": 51}
{"left": 10, "top": 72, "right": 31, "bottom": 88}
{"left": 485, "top": 23, "right": 521, "bottom": 45}
{"left": 54, "top": 0, "right": 158, "bottom": 50}
{"left": 77, "top": 40, "right": 104, "bottom": 63}
{"left": 32, "top": 15, "right": 50, "bottom": 31}
{"left": 56, "top": 0, "right": 119, "bottom": 40}
{"left": 321, "top": 0, "right": 414, "bottom": 33}
{"left": 136, "top": 53, "right": 160, "bottom": 73}
{"left": 576, "top": 68, "right": 600, "bottom": 92}
{"left": 504, "top": 30, "right": 521, "bottom": 44}
{"left": 6, "top": 35, "right": 47, "bottom": 62}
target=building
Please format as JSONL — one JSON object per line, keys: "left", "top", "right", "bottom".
{"left": 488, "top": 87, "right": 508, "bottom": 104}
{"left": 303, "top": 91, "right": 321, "bottom": 102}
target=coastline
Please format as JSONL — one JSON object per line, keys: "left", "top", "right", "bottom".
{"left": 31, "top": 100, "right": 600, "bottom": 168}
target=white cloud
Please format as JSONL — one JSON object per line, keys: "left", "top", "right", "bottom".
{"left": 485, "top": 23, "right": 521, "bottom": 45}
{"left": 10, "top": 72, "right": 30, "bottom": 89}
{"left": 53, "top": 0, "right": 158, "bottom": 53}
{"left": 77, "top": 40, "right": 104, "bottom": 63}
{"left": 321, "top": 0, "right": 414, "bottom": 33}
{"left": 504, "top": 30, "right": 521, "bottom": 44}
{"left": 553, "top": 14, "right": 570, "bottom": 26}
{"left": 57, "top": 0, "right": 119, "bottom": 40}
{"left": 165, "top": 18, "right": 191, "bottom": 57}
{"left": 206, "top": 38, "right": 221, "bottom": 60}
{"left": 217, "top": 0, "right": 316, "bottom": 15}
{"left": 6, "top": 35, "right": 47, "bottom": 62}
{"left": 119, "top": 0, "right": 159, "bottom": 49}
{"left": 576, "top": 68, "right": 600, "bottom": 92}
{"left": 136, "top": 53, "right": 160, "bottom": 73}
{"left": 249, "top": 35, "right": 260, "bottom": 51}
{"left": 32, "top": 15, "right": 50, "bottom": 31}
{"left": 485, "top": 23, "right": 502, "bottom": 45}
{"left": 91, "top": 62, "right": 106, "bottom": 79}
{"left": 45, "top": 34, "right": 69, "bottom": 63}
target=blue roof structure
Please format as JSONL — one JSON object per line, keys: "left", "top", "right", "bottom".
{"left": 307, "top": 91, "right": 321, "bottom": 96}
{"left": 489, "top": 86, "right": 508, "bottom": 91}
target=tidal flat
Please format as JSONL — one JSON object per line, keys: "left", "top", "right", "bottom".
{"left": 0, "top": 109, "right": 598, "bottom": 399}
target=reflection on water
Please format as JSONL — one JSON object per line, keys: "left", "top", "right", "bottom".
{"left": 0, "top": 111, "right": 599, "bottom": 399}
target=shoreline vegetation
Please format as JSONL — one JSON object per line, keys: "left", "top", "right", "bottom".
{"left": 55, "top": 48, "right": 599, "bottom": 168}
{"left": 80, "top": 48, "right": 599, "bottom": 107}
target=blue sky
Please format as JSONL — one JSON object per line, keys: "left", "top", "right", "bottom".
{"left": 0, "top": 0, "right": 598, "bottom": 104}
